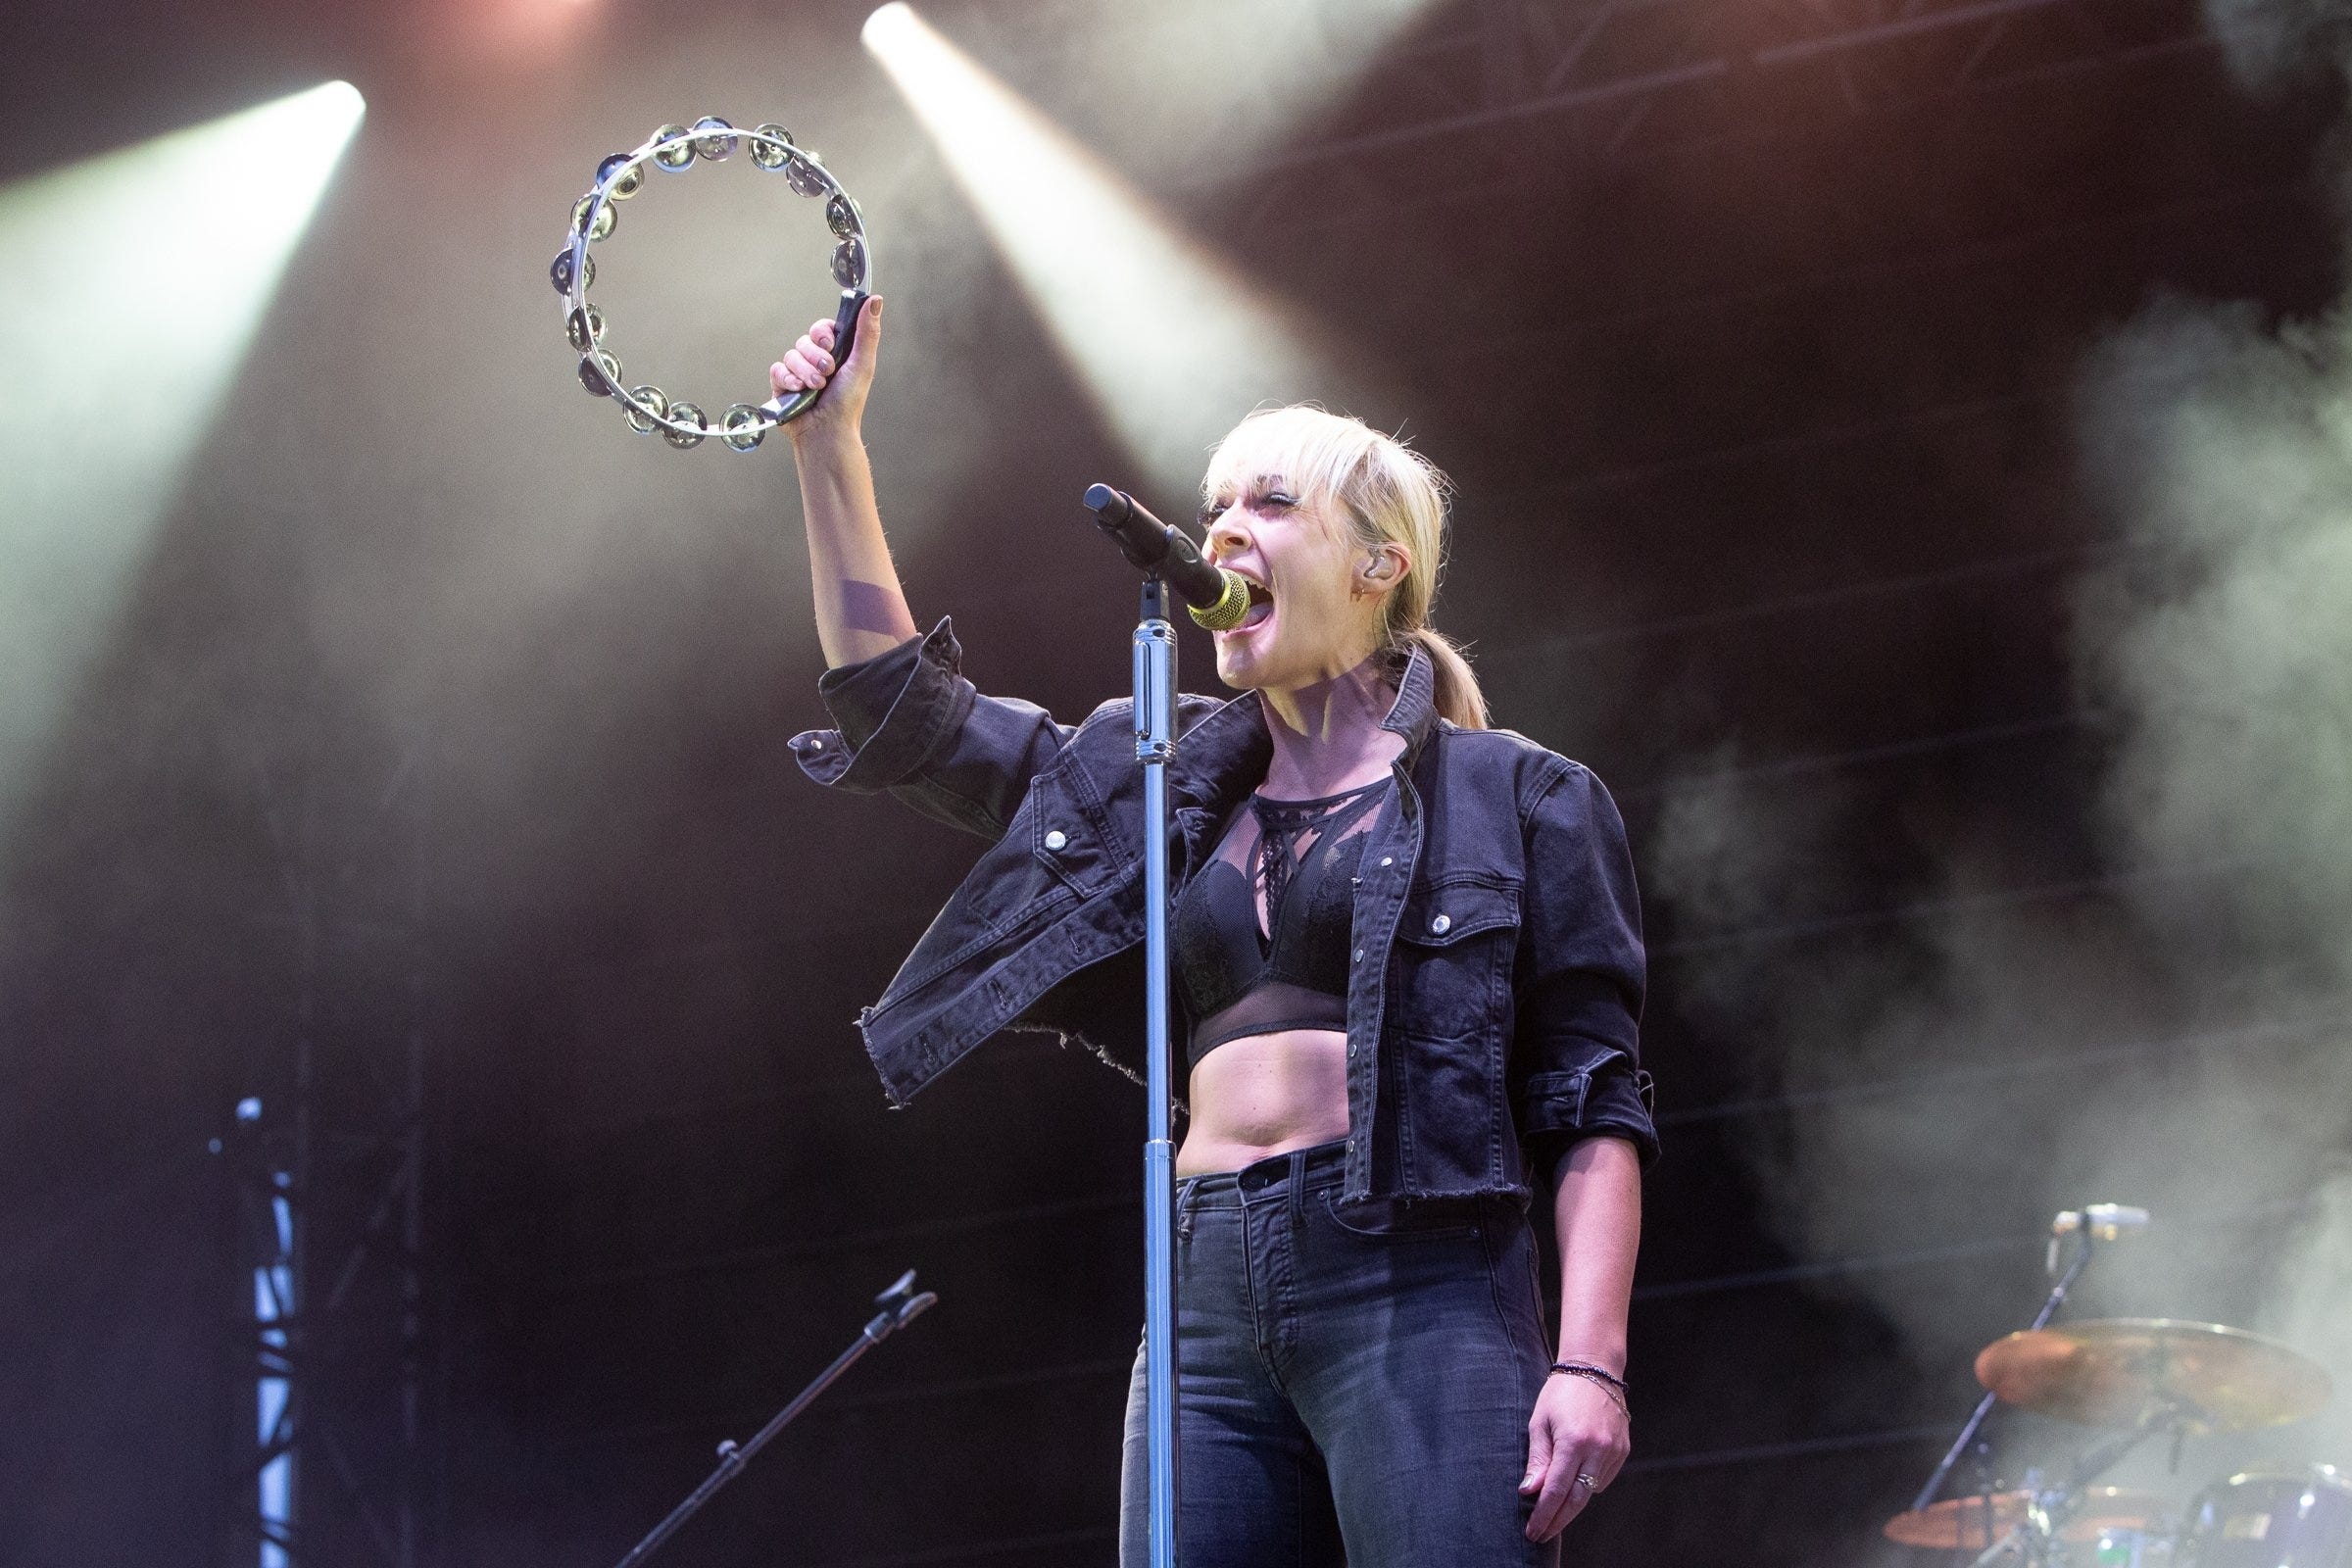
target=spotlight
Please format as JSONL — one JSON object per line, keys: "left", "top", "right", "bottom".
{"left": 862, "top": 3, "right": 918, "bottom": 51}
{"left": 0, "top": 80, "right": 366, "bottom": 826}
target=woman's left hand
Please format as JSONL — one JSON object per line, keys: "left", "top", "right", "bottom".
{"left": 1520, "top": 1373, "right": 1630, "bottom": 1542}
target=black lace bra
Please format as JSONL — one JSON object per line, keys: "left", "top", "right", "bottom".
{"left": 1171, "top": 779, "right": 1390, "bottom": 1067}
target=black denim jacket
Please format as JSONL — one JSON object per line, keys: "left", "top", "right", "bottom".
{"left": 792, "top": 618, "right": 1655, "bottom": 1210}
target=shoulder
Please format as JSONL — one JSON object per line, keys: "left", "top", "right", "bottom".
{"left": 1425, "top": 722, "right": 1602, "bottom": 817}
{"left": 1075, "top": 696, "right": 1135, "bottom": 731}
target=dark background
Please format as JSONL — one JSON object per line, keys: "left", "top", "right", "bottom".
{"left": 2, "top": 1, "right": 2346, "bottom": 1564}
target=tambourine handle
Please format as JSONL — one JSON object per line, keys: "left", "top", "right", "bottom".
{"left": 762, "top": 288, "right": 869, "bottom": 425}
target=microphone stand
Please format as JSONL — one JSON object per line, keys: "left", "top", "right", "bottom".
{"left": 1910, "top": 1224, "right": 2095, "bottom": 1515}
{"left": 1132, "top": 577, "right": 1182, "bottom": 1568}
{"left": 1079, "top": 482, "right": 1237, "bottom": 1568}
{"left": 608, "top": 1270, "right": 938, "bottom": 1568}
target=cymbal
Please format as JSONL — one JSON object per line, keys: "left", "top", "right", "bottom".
{"left": 1976, "top": 1318, "right": 2332, "bottom": 1434}
{"left": 1884, "top": 1486, "right": 2166, "bottom": 1549}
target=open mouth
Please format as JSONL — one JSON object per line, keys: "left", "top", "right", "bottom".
{"left": 1236, "top": 581, "right": 1274, "bottom": 631}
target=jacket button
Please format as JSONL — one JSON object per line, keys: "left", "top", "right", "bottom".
{"left": 1379, "top": 857, "right": 1393, "bottom": 867}
{"left": 1429, "top": 913, "right": 1451, "bottom": 935}
{"left": 1352, "top": 948, "right": 1364, "bottom": 962}
{"left": 1044, "top": 830, "right": 1067, "bottom": 851}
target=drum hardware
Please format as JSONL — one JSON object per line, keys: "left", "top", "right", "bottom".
{"left": 1884, "top": 1485, "right": 2169, "bottom": 1550}
{"left": 1891, "top": 1190, "right": 2334, "bottom": 1564}
{"left": 1886, "top": 1318, "right": 2336, "bottom": 1564}
{"left": 1938, "top": 1410, "right": 2187, "bottom": 1567}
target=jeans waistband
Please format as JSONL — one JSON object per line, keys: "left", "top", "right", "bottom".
{"left": 1179, "top": 1140, "right": 1348, "bottom": 1213}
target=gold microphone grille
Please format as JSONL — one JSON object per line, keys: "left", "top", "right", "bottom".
{"left": 1187, "top": 572, "right": 1251, "bottom": 632}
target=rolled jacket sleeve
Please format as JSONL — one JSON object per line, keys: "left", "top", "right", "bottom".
{"left": 791, "top": 617, "right": 1070, "bottom": 842}
{"left": 1512, "top": 760, "right": 1656, "bottom": 1169}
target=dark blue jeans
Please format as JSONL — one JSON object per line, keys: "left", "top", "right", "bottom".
{"left": 1119, "top": 1142, "right": 1558, "bottom": 1567}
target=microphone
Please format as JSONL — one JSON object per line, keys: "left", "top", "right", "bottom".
{"left": 1082, "top": 483, "right": 1250, "bottom": 631}
{"left": 2047, "top": 1204, "right": 2150, "bottom": 1271}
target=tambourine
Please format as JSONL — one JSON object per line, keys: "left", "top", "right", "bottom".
{"left": 553, "top": 117, "right": 871, "bottom": 451}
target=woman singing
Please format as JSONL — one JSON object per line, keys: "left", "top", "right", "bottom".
{"left": 773, "top": 296, "right": 1654, "bottom": 1568}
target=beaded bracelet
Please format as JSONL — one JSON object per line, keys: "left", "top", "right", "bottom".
{"left": 1548, "top": 1361, "right": 1631, "bottom": 1412}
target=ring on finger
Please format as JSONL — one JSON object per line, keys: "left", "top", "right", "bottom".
{"left": 1574, "top": 1473, "right": 1598, "bottom": 1492}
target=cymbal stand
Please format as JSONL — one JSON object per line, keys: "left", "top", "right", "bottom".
{"left": 2054, "top": 1406, "right": 2172, "bottom": 1498}
{"left": 1913, "top": 1222, "right": 2099, "bottom": 1515}
{"left": 1963, "top": 1406, "right": 2179, "bottom": 1568}
{"left": 1964, "top": 1517, "right": 2031, "bottom": 1566}
{"left": 1962, "top": 1437, "right": 2003, "bottom": 1559}
{"left": 1958, "top": 1467, "right": 2078, "bottom": 1568}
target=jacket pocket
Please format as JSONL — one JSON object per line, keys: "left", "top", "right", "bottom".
{"left": 1390, "top": 878, "right": 1521, "bottom": 1191}
{"left": 1397, "top": 875, "right": 1520, "bottom": 943}
{"left": 1393, "top": 876, "right": 1520, "bottom": 1023}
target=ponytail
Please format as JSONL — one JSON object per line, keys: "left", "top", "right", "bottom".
{"left": 1393, "top": 625, "right": 1489, "bottom": 731}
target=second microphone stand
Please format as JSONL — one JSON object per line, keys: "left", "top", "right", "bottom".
{"left": 608, "top": 1270, "right": 937, "bottom": 1568}
{"left": 1912, "top": 1223, "right": 2098, "bottom": 1517}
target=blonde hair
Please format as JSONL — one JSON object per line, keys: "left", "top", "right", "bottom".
{"left": 1202, "top": 406, "right": 1489, "bottom": 729}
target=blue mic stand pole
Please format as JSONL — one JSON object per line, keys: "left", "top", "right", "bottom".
{"left": 1087, "top": 479, "right": 1233, "bottom": 1568}
{"left": 1134, "top": 576, "right": 1182, "bottom": 1568}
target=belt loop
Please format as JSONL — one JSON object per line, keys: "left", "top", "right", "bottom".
{"left": 1176, "top": 1176, "right": 1200, "bottom": 1242}
{"left": 1288, "top": 1149, "right": 1308, "bottom": 1230}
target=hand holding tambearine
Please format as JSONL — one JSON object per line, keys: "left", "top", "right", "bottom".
{"left": 773, "top": 294, "right": 884, "bottom": 442}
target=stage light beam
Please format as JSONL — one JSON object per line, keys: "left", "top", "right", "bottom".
{"left": 0, "top": 79, "right": 365, "bottom": 825}
{"left": 1046, "top": 0, "right": 1445, "bottom": 175}
{"left": 862, "top": 4, "right": 1348, "bottom": 497}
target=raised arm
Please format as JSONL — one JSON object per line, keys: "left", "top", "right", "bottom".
{"left": 772, "top": 295, "right": 919, "bottom": 667}
{"left": 778, "top": 295, "right": 1083, "bottom": 841}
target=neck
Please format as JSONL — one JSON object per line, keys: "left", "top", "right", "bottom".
{"left": 1256, "top": 655, "right": 1406, "bottom": 798}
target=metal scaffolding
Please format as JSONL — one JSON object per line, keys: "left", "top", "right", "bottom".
{"left": 1178, "top": 0, "right": 2217, "bottom": 229}
{"left": 220, "top": 693, "right": 439, "bottom": 1568}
